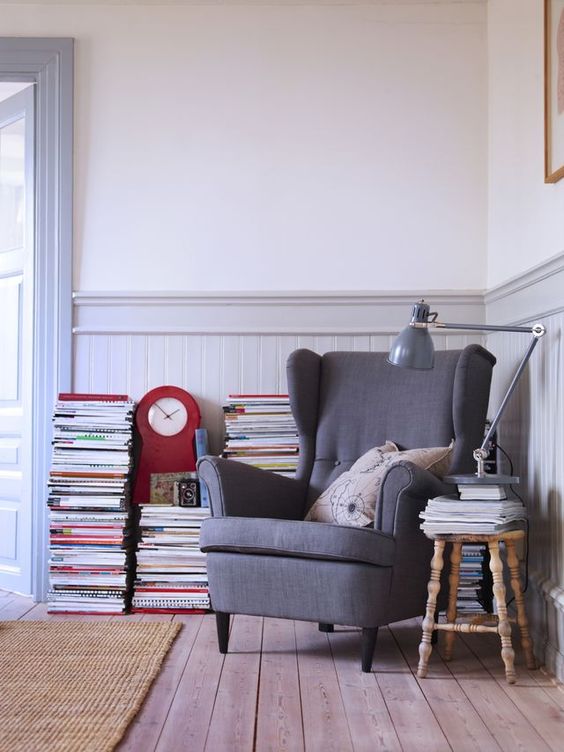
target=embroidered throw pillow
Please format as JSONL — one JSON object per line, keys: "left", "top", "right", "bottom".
{"left": 304, "top": 441, "right": 398, "bottom": 527}
{"left": 305, "top": 441, "right": 453, "bottom": 528}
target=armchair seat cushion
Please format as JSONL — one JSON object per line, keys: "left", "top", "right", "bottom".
{"left": 200, "top": 516, "right": 396, "bottom": 567}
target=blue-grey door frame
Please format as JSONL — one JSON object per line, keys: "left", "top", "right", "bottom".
{"left": 0, "top": 38, "right": 73, "bottom": 600}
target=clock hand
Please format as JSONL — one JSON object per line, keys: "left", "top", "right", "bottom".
{"left": 155, "top": 403, "right": 171, "bottom": 418}
{"left": 167, "top": 409, "right": 181, "bottom": 419}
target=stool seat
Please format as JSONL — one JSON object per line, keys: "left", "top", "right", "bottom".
{"left": 427, "top": 528, "right": 526, "bottom": 544}
{"left": 417, "top": 528, "right": 536, "bottom": 684}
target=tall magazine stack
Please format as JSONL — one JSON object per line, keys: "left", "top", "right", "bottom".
{"left": 222, "top": 394, "right": 299, "bottom": 477}
{"left": 132, "top": 505, "right": 210, "bottom": 613}
{"left": 47, "top": 393, "right": 136, "bottom": 614}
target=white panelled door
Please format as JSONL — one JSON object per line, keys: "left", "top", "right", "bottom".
{"left": 0, "top": 86, "right": 34, "bottom": 594}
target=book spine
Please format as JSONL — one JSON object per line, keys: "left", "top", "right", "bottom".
{"left": 195, "top": 428, "right": 210, "bottom": 508}
{"left": 131, "top": 608, "right": 207, "bottom": 614}
{"left": 227, "top": 394, "right": 289, "bottom": 399}
{"left": 58, "top": 393, "right": 131, "bottom": 401}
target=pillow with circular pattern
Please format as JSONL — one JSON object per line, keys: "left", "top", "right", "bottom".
{"left": 304, "top": 440, "right": 453, "bottom": 528}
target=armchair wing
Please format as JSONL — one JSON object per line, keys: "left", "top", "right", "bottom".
{"left": 197, "top": 455, "right": 307, "bottom": 520}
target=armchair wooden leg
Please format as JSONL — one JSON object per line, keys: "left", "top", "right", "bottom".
{"left": 319, "top": 623, "right": 334, "bottom": 633}
{"left": 361, "top": 627, "right": 379, "bottom": 672}
{"left": 215, "top": 612, "right": 230, "bottom": 654}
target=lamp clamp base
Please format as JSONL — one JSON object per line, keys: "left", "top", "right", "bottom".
{"left": 473, "top": 447, "right": 489, "bottom": 478}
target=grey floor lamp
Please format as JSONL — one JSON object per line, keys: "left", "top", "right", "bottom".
{"left": 388, "top": 300, "right": 546, "bottom": 481}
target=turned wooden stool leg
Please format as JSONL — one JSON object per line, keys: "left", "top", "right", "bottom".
{"left": 488, "top": 540, "right": 516, "bottom": 684}
{"left": 431, "top": 607, "right": 439, "bottom": 645}
{"left": 506, "top": 539, "right": 536, "bottom": 670}
{"left": 444, "top": 542, "right": 462, "bottom": 661}
{"left": 417, "top": 539, "right": 445, "bottom": 678}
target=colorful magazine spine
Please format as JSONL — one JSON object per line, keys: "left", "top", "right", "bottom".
{"left": 47, "top": 393, "right": 136, "bottom": 614}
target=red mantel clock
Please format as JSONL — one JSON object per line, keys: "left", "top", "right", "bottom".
{"left": 132, "top": 385, "right": 201, "bottom": 503}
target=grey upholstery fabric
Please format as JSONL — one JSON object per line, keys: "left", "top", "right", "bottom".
{"left": 200, "top": 517, "right": 396, "bottom": 567}
{"left": 198, "top": 456, "right": 306, "bottom": 519}
{"left": 297, "top": 346, "right": 496, "bottom": 507}
{"left": 376, "top": 460, "right": 453, "bottom": 536}
{"left": 199, "top": 345, "right": 495, "bottom": 632}
{"left": 206, "top": 553, "right": 393, "bottom": 626}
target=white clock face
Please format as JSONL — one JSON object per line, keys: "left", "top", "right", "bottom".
{"left": 147, "top": 397, "right": 188, "bottom": 437}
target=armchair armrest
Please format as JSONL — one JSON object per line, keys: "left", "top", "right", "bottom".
{"left": 197, "top": 456, "right": 307, "bottom": 519}
{"left": 377, "top": 461, "right": 454, "bottom": 537}
{"left": 376, "top": 461, "right": 453, "bottom": 619}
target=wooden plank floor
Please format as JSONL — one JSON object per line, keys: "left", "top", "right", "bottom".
{"left": 2, "top": 592, "right": 564, "bottom": 752}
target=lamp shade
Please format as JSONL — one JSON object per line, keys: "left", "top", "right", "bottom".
{"left": 388, "top": 325, "right": 435, "bottom": 369}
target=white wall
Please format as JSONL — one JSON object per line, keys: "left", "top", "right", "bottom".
{"left": 487, "top": 0, "right": 564, "bottom": 289}
{"left": 2, "top": 1, "right": 487, "bottom": 291}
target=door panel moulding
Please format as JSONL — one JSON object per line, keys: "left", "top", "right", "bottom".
{"left": 0, "top": 38, "right": 74, "bottom": 600}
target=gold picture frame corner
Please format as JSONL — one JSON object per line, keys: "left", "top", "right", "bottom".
{"left": 544, "top": 0, "right": 564, "bottom": 184}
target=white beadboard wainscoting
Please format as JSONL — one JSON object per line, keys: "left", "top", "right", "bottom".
{"left": 485, "top": 251, "right": 564, "bottom": 682}
{"left": 72, "top": 291, "right": 483, "bottom": 455}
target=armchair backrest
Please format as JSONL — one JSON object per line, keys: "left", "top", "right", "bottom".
{"left": 287, "top": 346, "right": 496, "bottom": 507}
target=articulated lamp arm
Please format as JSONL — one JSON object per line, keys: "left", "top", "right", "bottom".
{"left": 435, "top": 320, "right": 546, "bottom": 476}
{"left": 388, "top": 300, "right": 546, "bottom": 478}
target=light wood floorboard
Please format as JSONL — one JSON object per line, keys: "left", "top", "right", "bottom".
{"left": 2, "top": 592, "right": 563, "bottom": 752}
{"left": 459, "top": 631, "right": 564, "bottom": 752}
{"left": 328, "top": 628, "right": 402, "bottom": 752}
{"left": 204, "top": 614, "right": 263, "bottom": 752}
{"left": 119, "top": 614, "right": 203, "bottom": 752}
{"left": 255, "top": 617, "right": 304, "bottom": 752}
{"left": 153, "top": 613, "right": 226, "bottom": 752}
{"left": 430, "top": 623, "right": 553, "bottom": 751}
{"left": 295, "top": 620, "right": 354, "bottom": 752}
{"left": 389, "top": 619, "right": 502, "bottom": 752}
{"left": 373, "top": 627, "right": 451, "bottom": 752}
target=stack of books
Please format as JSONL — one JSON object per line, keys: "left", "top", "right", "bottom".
{"left": 222, "top": 394, "right": 299, "bottom": 477}
{"left": 458, "top": 484, "right": 507, "bottom": 500}
{"left": 457, "top": 543, "right": 493, "bottom": 614}
{"left": 132, "top": 505, "right": 210, "bottom": 613}
{"left": 47, "top": 393, "right": 136, "bottom": 614}
{"left": 420, "top": 484, "right": 527, "bottom": 535}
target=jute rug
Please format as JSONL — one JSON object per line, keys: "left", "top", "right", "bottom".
{"left": 0, "top": 620, "right": 181, "bottom": 752}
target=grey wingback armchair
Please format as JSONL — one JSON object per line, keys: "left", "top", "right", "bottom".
{"left": 199, "top": 346, "right": 496, "bottom": 671}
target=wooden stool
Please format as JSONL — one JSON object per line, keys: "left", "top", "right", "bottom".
{"left": 417, "top": 529, "right": 536, "bottom": 684}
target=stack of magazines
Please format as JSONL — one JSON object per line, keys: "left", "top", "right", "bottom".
{"left": 47, "top": 393, "right": 135, "bottom": 614}
{"left": 222, "top": 394, "right": 299, "bottom": 477}
{"left": 132, "top": 505, "right": 210, "bottom": 613}
{"left": 457, "top": 543, "right": 493, "bottom": 614}
{"left": 420, "top": 485, "right": 527, "bottom": 535}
